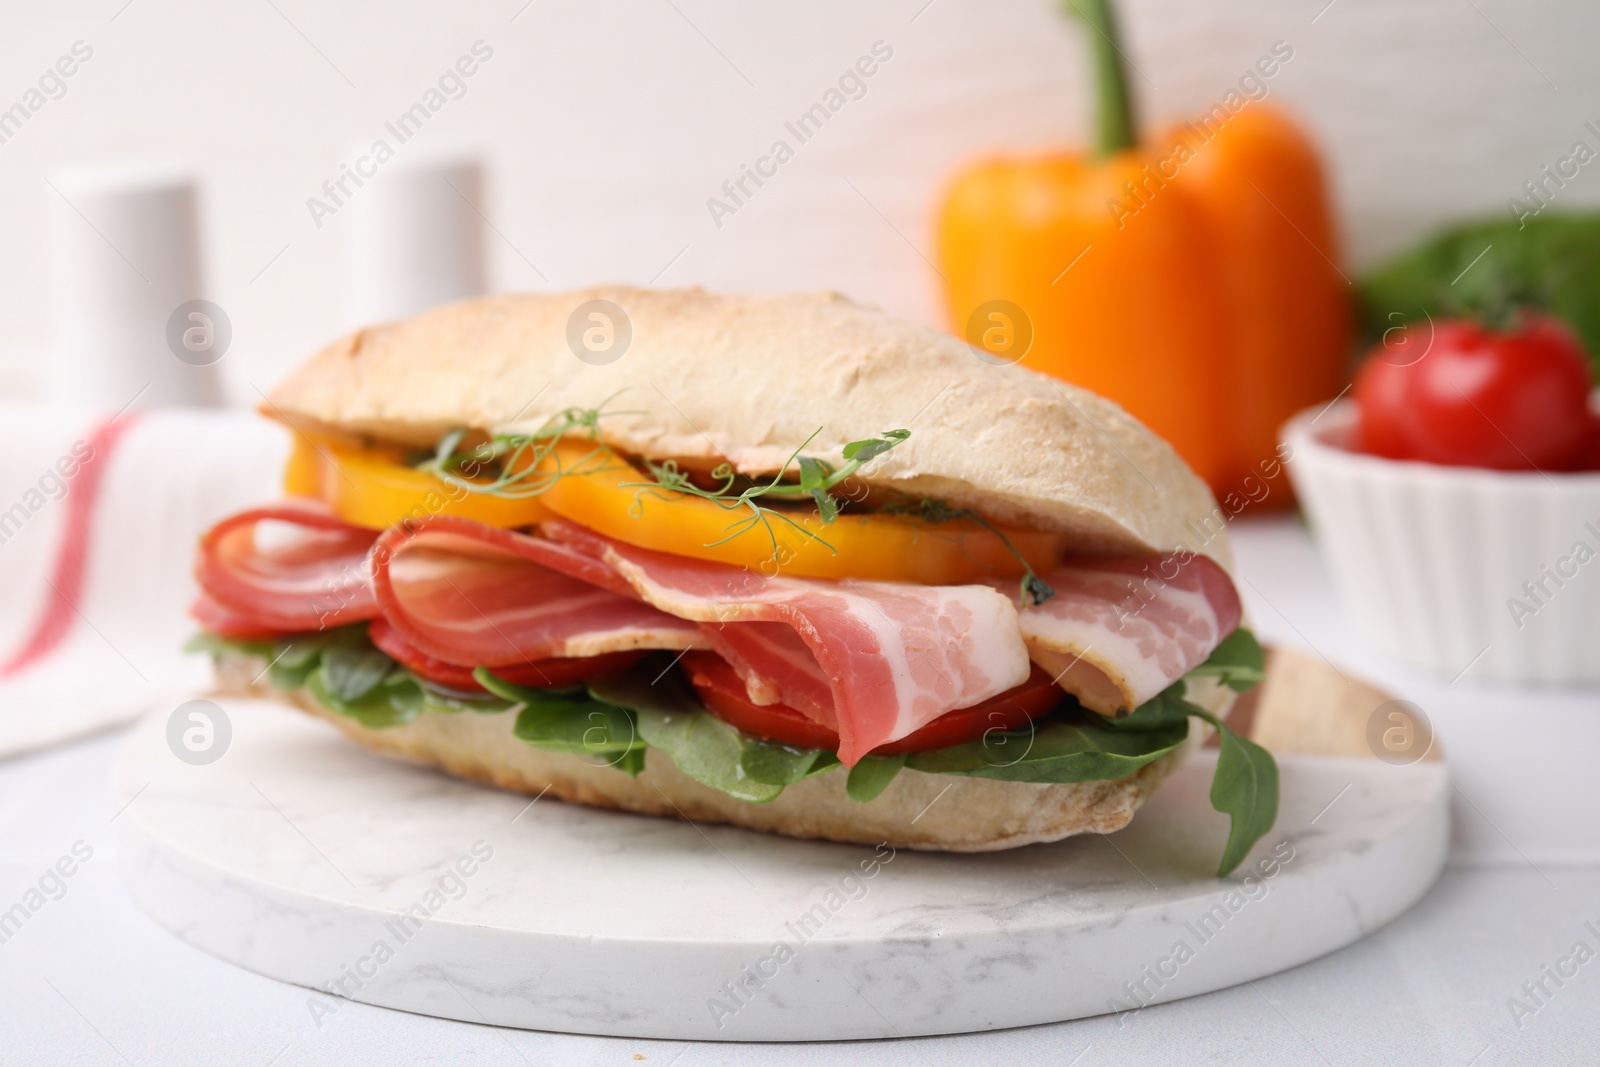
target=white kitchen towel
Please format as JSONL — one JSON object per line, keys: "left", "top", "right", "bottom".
{"left": 0, "top": 405, "right": 287, "bottom": 759}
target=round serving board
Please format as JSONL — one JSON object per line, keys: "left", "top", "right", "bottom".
{"left": 115, "top": 649, "right": 1447, "bottom": 1041}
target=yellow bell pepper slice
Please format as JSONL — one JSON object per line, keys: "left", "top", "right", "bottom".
{"left": 284, "top": 435, "right": 1060, "bottom": 583}
{"left": 532, "top": 441, "right": 1060, "bottom": 584}
{"left": 283, "top": 435, "right": 554, "bottom": 530}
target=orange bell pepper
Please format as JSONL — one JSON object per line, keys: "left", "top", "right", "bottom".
{"left": 936, "top": 0, "right": 1349, "bottom": 506}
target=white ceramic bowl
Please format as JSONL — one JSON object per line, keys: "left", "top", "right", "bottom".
{"left": 1283, "top": 401, "right": 1600, "bottom": 685}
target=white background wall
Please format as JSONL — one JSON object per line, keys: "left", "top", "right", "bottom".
{"left": 1, "top": 0, "right": 1596, "bottom": 401}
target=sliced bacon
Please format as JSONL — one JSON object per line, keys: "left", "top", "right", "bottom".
{"left": 542, "top": 519, "right": 1031, "bottom": 766}
{"left": 368, "top": 615, "right": 645, "bottom": 691}
{"left": 195, "top": 505, "right": 380, "bottom": 631}
{"left": 369, "top": 516, "right": 705, "bottom": 669}
{"left": 1003, "top": 552, "right": 1241, "bottom": 716}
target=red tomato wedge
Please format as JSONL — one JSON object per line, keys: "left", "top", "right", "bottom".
{"left": 682, "top": 651, "right": 1063, "bottom": 756}
{"left": 369, "top": 616, "right": 643, "bottom": 692}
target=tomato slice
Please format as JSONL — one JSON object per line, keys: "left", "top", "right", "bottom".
{"left": 684, "top": 652, "right": 843, "bottom": 749}
{"left": 681, "top": 651, "right": 1063, "bottom": 755}
{"left": 368, "top": 616, "right": 642, "bottom": 692}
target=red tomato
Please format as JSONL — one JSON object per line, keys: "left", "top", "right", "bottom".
{"left": 369, "top": 617, "right": 642, "bottom": 692}
{"left": 1354, "top": 315, "right": 1594, "bottom": 470}
{"left": 1578, "top": 415, "right": 1600, "bottom": 471}
{"left": 681, "top": 652, "right": 1063, "bottom": 756}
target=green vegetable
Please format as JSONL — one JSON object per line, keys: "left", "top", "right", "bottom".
{"left": 476, "top": 668, "right": 646, "bottom": 774}
{"left": 189, "top": 628, "right": 506, "bottom": 728}
{"left": 845, "top": 754, "right": 907, "bottom": 801}
{"left": 740, "top": 741, "right": 838, "bottom": 786}
{"left": 307, "top": 668, "right": 423, "bottom": 729}
{"left": 318, "top": 629, "right": 395, "bottom": 703}
{"left": 184, "top": 631, "right": 272, "bottom": 660}
{"left": 419, "top": 688, "right": 511, "bottom": 716}
{"left": 1358, "top": 212, "right": 1600, "bottom": 375}
{"left": 267, "top": 631, "right": 339, "bottom": 690}
{"left": 907, "top": 713, "right": 1188, "bottom": 782}
{"left": 590, "top": 665, "right": 788, "bottom": 801}
{"left": 1190, "top": 705, "right": 1279, "bottom": 878}
{"left": 1184, "top": 628, "right": 1266, "bottom": 693}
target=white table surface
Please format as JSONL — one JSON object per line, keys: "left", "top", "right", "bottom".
{"left": 2, "top": 516, "right": 1597, "bottom": 1065}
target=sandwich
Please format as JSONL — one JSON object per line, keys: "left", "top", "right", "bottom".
{"left": 189, "top": 287, "right": 1276, "bottom": 875}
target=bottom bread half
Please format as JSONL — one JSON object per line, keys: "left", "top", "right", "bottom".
{"left": 214, "top": 652, "right": 1233, "bottom": 852}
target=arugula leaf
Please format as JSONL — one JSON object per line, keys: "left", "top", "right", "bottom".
{"left": 591, "top": 664, "right": 785, "bottom": 801}
{"left": 319, "top": 630, "right": 395, "bottom": 702}
{"left": 307, "top": 668, "right": 424, "bottom": 729}
{"left": 420, "top": 689, "right": 511, "bottom": 715}
{"left": 513, "top": 698, "right": 641, "bottom": 757}
{"left": 740, "top": 740, "right": 835, "bottom": 786}
{"left": 184, "top": 631, "right": 273, "bottom": 660}
{"left": 267, "top": 631, "right": 340, "bottom": 689}
{"left": 1095, "top": 686, "right": 1193, "bottom": 732}
{"left": 907, "top": 715, "right": 1188, "bottom": 782}
{"left": 846, "top": 754, "right": 906, "bottom": 801}
{"left": 473, "top": 667, "right": 587, "bottom": 709}
{"left": 477, "top": 667, "right": 646, "bottom": 773}
{"left": 1188, "top": 705, "right": 1279, "bottom": 877}
{"left": 1187, "top": 629, "right": 1266, "bottom": 692}
{"left": 613, "top": 746, "right": 648, "bottom": 777}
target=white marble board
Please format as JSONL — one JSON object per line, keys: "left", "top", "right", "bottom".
{"left": 114, "top": 682, "right": 1448, "bottom": 1041}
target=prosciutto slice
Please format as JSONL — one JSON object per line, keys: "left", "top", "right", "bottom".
{"left": 194, "top": 505, "right": 381, "bottom": 631}
{"left": 1002, "top": 552, "right": 1241, "bottom": 716}
{"left": 369, "top": 516, "right": 704, "bottom": 668}
{"left": 543, "top": 520, "right": 1031, "bottom": 765}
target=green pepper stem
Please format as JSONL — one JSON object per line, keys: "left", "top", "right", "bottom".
{"left": 1065, "top": 0, "right": 1137, "bottom": 156}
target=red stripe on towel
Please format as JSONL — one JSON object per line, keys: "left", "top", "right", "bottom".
{"left": 0, "top": 412, "right": 144, "bottom": 679}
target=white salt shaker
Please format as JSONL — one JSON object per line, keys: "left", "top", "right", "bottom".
{"left": 47, "top": 161, "right": 224, "bottom": 409}
{"left": 343, "top": 149, "right": 487, "bottom": 328}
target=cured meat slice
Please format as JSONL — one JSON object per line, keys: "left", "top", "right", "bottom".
{"left": 1005, "top": 552, "right": 1242, "bottom": 716}
{"left": 542, "top": 519, "right": 1031, "bottom": 765}
{"left": 369, "top": 516, "right": 705, "bottom": 668}
{"left": 194, "top": 505, "right": 380, "bottom": 631}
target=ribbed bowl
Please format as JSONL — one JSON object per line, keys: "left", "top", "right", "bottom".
{"left": 1283, "top": 402, "right": 1600, "bottom": 685}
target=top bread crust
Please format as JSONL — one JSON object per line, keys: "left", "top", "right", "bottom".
{"left": 265, "top": 287, "right": 1230, "bottom": 564}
